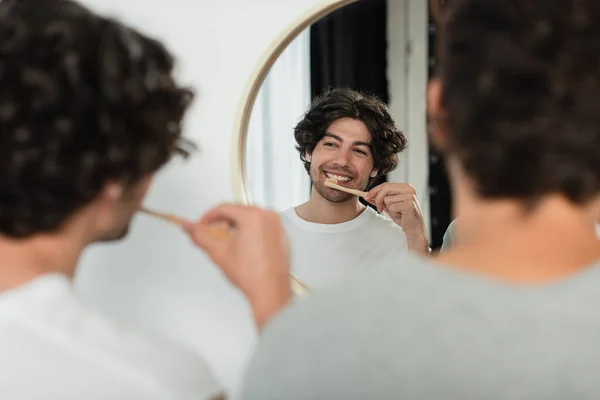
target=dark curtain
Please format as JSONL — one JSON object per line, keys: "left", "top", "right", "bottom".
{"left": 427, "top": 6, "right": 452, "bottom": 249}
{"left": 309, "top": 0, "right": 388, "bottom": 207}
{"left": 310, "top": 0, "right": 388, "bottom": 103}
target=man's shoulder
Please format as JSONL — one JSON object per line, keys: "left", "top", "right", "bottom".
{"left": 278, "top": 206, "right": 296, "bottom": 218}
{"left": 4, "top": 279, "right": 223, "bottom": 399}
{"left": 241, "top": 253, "right": 434, "bottom": 399}
{"left": 103, "top": 321, "right": 222, "bottom": 398}
{"left": 267, "top": 252, "right": 432, "bottom": 322}
{"left": 76, "top": 307, "right": 223, "bottom": 399}
{"left": 278, "top": 207, "right": 299, "bottom": 232}
{"left": 260, "top": 252, "right": 436, "bottom": 343}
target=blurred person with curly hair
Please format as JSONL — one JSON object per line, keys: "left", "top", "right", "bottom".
{"left": 0, "top": 0, "right": 229, "bottom": 398}
{"left": 279, "top": 88, "right": 428, "bottom": 291}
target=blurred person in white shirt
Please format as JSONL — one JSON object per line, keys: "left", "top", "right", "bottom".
{"left": 0, "top": 1, "right": 233, "bottom": 398}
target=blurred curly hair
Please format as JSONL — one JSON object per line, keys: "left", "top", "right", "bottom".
{"left": 438, "top": 0, "right": 600, "bottom": 205}
{"left": 0, "top": 0, "right": 195, "bottom": 237}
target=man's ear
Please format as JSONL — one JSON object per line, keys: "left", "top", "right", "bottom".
{"left": 102, "top": 182, "right": 123, "bottom": 202}
{"left": 370, "top": 169, "right": 378, "bottom": 178}
{"left": 427, "top": 78, "right": 451, "bottom": 152}
{"left": 91, "top": 182, "right": 124, "bottom": 227}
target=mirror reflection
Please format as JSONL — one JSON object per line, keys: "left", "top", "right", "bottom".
{"left": 245, "top": 0, "right": 449, "bottom": 290}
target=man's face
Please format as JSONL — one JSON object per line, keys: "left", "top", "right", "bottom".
{"left": 308, "top": 117, "right": 377, "bottom": 203}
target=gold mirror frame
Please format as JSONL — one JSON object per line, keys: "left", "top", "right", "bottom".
{"left": 230, "top": 0, "right": 360, "bottom": 296}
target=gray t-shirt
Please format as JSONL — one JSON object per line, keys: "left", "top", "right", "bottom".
{"left": 241, "top": 253, "right": 600, "bottom": 400}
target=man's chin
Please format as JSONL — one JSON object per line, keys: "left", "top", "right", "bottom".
{"left": 97, "top": 226, "right": 130, "bottom": 242}
{"left": 315, "top": 185, "right": 355, "bottom": 203}
{"left": 325, "top": 195, "right": 355, "bottom": 203}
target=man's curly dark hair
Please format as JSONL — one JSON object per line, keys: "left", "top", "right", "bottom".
{"left": 0, "top": 0, "right": 195, "bottom": 237}
{"left": 294, "top": 88, "right": 407, "bottom": 178}
{"left": 439, "top": 0, "right": 600, "bottom": 205}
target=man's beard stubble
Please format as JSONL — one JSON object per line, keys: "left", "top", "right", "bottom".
{"left": 96, "top": 223, "right": 131, "bottom": 242}
{"left": 310, "top": 164, "right": 370, "bottom": 203}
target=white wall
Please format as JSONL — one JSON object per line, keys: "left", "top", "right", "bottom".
{"left": 73, "top": 0, "right": 326, "bottom": 397}
{"left": 387, "top": 0, "right": 430, "bottom": 237}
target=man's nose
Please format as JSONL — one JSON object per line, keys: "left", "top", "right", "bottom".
{"left": 334, "top": 148, "right": 351, "bottom": 166}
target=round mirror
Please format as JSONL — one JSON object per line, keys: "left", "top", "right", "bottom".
{"left": 232, "top": 0, "right": 453, "bottom": 294}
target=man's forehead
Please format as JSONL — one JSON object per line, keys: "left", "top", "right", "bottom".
{"left": 325, "top": 118, "right": 372, "bottom": 143}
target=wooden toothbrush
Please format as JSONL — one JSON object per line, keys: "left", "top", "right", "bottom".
{"left": 138, "top": 206, "right": 311, "bottom": 295}
{"left": 325, "top": 179, "right": 395, "bottom": 222}
{"left": 139, "top": 206, "right": 188, "bottom": 226}
{"left": 324, "top": 178, "right": 369, "bottom": 198}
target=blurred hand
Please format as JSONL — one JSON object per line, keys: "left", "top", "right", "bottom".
{"left": 183, "top": 204, "right": 292, "bottom": 330}
{"left": 365, "top": 183, "right": 429, "bottom": 254}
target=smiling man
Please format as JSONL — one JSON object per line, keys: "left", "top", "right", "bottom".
{"left": 281, "top": 88, "right": 429, "bottom": 290}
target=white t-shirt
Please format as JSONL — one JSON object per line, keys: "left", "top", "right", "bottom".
{"left": 281, "top": 206, "right": 408, "bottom": 290}
{"left": 0, "top": 273, "right": 222, "bottom": 400}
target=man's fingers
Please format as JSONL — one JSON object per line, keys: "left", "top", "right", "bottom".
{"left": 374, "top": 187, "right": 393, "bottom": 211}
{"left": 365, "top": 184, "right": 384, "bottom": 201}
{"left": 375, "top": 193, "right": 386, "bottom": 212}
{"left": 369, "top": 183, "right": 416, "bottom": 202}
{"left": 388, "top": 183, "right": 416, "bottom": 195}
{"left": 199, "top": 203, "right": 244, "bottom": 223}
{"left": 181, "top": 220, "right": 194, "bottom": 235}
{"left": 199, "top": 203, "right": 263, "bottom": 228}
{"left": 402, "top": 184, "right": 417, "bottom": 195}
{"left": 372, "top": 183, "right": 416, "bottom": 196}
{"left": 384, "top": 194, "right": 413, "bottom": 213}
{"left": 185, "top": 223, "right": 230, "bottom": 263}
{"left": 387, "top": 202, "right": 411, "bottom": 215}
{"left": 383, "top": 193, "right": 416, "bottom": 206}
{"left": 386, "top": 200, "right": 421, "bottom": 216}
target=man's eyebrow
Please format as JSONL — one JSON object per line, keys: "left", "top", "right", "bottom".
{"left": 324, "top": 133, "right": 372, "bottom": 148}
{"left": 353, "top": 140, "right": 371, "bottom": 148}
{"left": 323, "top": 133, "right": 342, "bottom": 142}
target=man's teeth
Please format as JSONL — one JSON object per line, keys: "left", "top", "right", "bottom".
{"left": 326, "top": 173, "right": 351, "bottom": 182}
